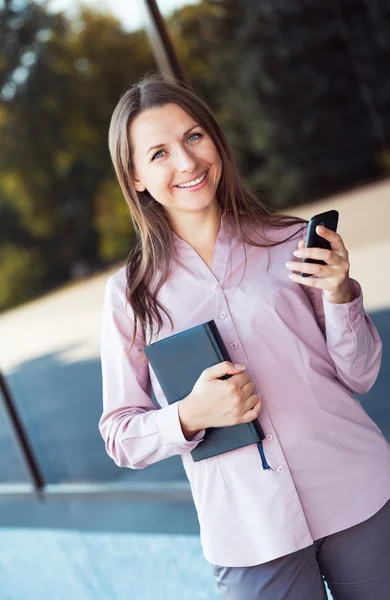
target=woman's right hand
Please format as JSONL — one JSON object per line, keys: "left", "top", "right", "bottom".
{"left": 178, "top": 361, "right": 262, "bottom": 438}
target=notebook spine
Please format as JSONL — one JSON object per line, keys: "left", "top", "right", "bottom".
{"left": 205, "top": 321, "right": 230, "bottom": 358}
{"left": 205, "top": 321, "right": 234, "bottom": 381}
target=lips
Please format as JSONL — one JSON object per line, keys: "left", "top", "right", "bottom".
{"left": 174, "top": 170, "right": 208, "bottom": 188}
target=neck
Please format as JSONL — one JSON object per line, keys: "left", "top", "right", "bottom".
{"left": 170, "top": 204, "right": 223, "bottom": 249}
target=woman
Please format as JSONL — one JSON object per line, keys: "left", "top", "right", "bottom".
{"left": 99, "top": 73, "right": 390, "bottom": 599}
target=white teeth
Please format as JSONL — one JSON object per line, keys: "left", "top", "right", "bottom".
{"left": 176, "top": 171, "right": 207, "bottom": 188}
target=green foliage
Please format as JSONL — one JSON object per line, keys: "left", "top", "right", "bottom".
{"left": 94, "top": 179, "right": 135, "bottom": 262}
{"left": 0, "top": 0, "right": 155, "bottom": 309}
{"left": 169, "top": 0, "right": 390, "bottom": 207}
{"left": 0, "top": 244, "right": 47, "bottom": 311}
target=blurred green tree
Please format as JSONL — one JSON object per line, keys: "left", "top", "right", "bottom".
{"left": 0, "top": 0, "right": 155, "bottom": 310}
{"left": 168, "top": 0, "right": 390, "bottom": 207}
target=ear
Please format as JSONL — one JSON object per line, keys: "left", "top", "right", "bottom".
{"left": 133, "top": 178, "right": 146, "bottom": 192}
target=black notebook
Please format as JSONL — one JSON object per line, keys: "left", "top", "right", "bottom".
{"left": 143, "top": 320, "right": 265, "bottom": 462}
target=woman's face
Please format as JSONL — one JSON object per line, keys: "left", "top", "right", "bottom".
{"left": 130, "top": 103, "right": 222, "bottom": 220}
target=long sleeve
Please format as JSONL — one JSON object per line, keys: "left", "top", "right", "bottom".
{"left": 98, "top": 275, "right": 204, "bottom": 470}
{"left": 301, "top": 277, "right": 382, "bottom": 395}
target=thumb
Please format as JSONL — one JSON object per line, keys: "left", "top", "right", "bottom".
{"left": 204, "top": 361, "right": 246, "bottom": 380}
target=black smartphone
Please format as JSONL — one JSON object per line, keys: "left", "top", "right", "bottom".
{"left": 301, "top": 210, "right": 339, "bottom": 278}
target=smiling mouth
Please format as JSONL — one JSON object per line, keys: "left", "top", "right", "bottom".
{"left": 175, "top": 170, "right": 208, "bottom": 188}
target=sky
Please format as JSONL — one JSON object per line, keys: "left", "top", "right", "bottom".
{"left": 44, "top": 0, "right": 200, "bottom": 31}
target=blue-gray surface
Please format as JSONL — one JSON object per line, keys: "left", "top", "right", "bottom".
{"left": 0, "top": 526, "right": 333, "bottom": 599}
{"left": 0, "top": 529, "right": 219, "bottom": 600}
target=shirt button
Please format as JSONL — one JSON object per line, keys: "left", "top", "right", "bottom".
{"left": 211, "top": 284, "right": 218, "bottom": 292}
{"left": 219, "top": 312, "right": 226, "bottom": 319}
{"left": 230, "top": 342, "right": 238, "bottom": 349}
{"left": 351, "top": 314, "right": 358, "bottom": 322}
{"left": 277, "top": 465, "right": 285, "bottom": 473}
{"left": 265, "top": 434, "right": 273, "bottom": 442}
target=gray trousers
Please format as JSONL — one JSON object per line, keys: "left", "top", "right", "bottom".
{"left": 211, "top": 498, "right": 390, "bottom": 600}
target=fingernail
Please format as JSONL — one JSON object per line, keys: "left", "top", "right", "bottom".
{"left": 234, "top": 364, "right": 246, "bottom": 370}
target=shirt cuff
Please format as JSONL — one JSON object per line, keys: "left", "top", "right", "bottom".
{"left": 188, "top": 429, "right": 206, "bottom": 441}
{"left": 156, "top": 402, "right": 205, "bottom": 448}
{"left": 322, "top": 278, "right": 364, "bottom": 331}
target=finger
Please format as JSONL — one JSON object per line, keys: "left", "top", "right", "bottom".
{"left": 233, "top": 372, "right": 252, "bottom": 386}
{"left": 316, "top": 226, "right": 348, "bottom": 258}
{"left": 298, "top": 239, "right": 305, "bottom": 249}
{"left": 288, "top": 272, "right": 326, "bottom": 287}
{"left": 242, "top": 396, "right": 262, "bottom": 422}
{"left": 293, "top": 247, "right": 342, "bottom": 264}
{"left": 242, "top": 380, "right": 256, "bottom": 399}
{"left": 286, "top": 260, "right": 333, "bottom": 277}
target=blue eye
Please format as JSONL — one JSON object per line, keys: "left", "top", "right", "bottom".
{"left": 188, "top": 132, "right": 202, "bottom": 142}
{"left": 151, "top": 132, "right": 203, "bottom": 161}
{"left": 152, "top": 149, "right": 165, "bottom": 161}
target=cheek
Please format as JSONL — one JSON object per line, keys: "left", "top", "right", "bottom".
{"left": 147, "top": 170, "right": 172, "bottom": 192}
{"left": 207, "top": 142, "right": 221, "bottom": 162}
{"left": 209, "top": 146, "right": 222, "bottom": 172}
{"left": 211, "top": 151, "right": 222, "bottom": 180}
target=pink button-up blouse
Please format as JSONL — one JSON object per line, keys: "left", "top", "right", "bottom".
{"left": 99, "top": 213, "right": 389, "bottom": 567}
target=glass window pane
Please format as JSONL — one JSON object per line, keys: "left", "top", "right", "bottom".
{"left": 0, "top": 1, "right": 184, "bottom": 484}
{"left": 0, "top": 385, "right": 30, "bottom": 483}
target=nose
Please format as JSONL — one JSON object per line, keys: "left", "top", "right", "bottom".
{"left": 173, "top": 145, "right": 197, "bottom": 173}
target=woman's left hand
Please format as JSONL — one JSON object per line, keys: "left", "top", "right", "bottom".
{"left": 286, "top": 225, "right": 356, "bottom": 304}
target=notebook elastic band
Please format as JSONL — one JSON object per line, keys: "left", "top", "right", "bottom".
{"left": 257, "top": 441, "right": 273, "bottom": 471}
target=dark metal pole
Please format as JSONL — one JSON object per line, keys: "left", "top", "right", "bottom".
{"left": 0, "top": 370, "right": 45, "bottom": 501}
{"left": 142, "top": 0, "right": 186, "bottom": 83}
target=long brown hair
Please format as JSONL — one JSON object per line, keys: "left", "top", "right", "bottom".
{"left": 108, "top": 72, "right": 307, "bottom": 351}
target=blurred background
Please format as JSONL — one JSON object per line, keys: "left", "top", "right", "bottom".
{"left": 0, "top": 0, "right": 389, "bottom": 598}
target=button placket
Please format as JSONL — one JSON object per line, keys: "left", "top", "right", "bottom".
{"left": 216, "top": 309, "right": 290, "bottom": 477}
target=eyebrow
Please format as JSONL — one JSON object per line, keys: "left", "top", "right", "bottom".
{"left": 146, "top": 125, "right": 200, "bottom": 156}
